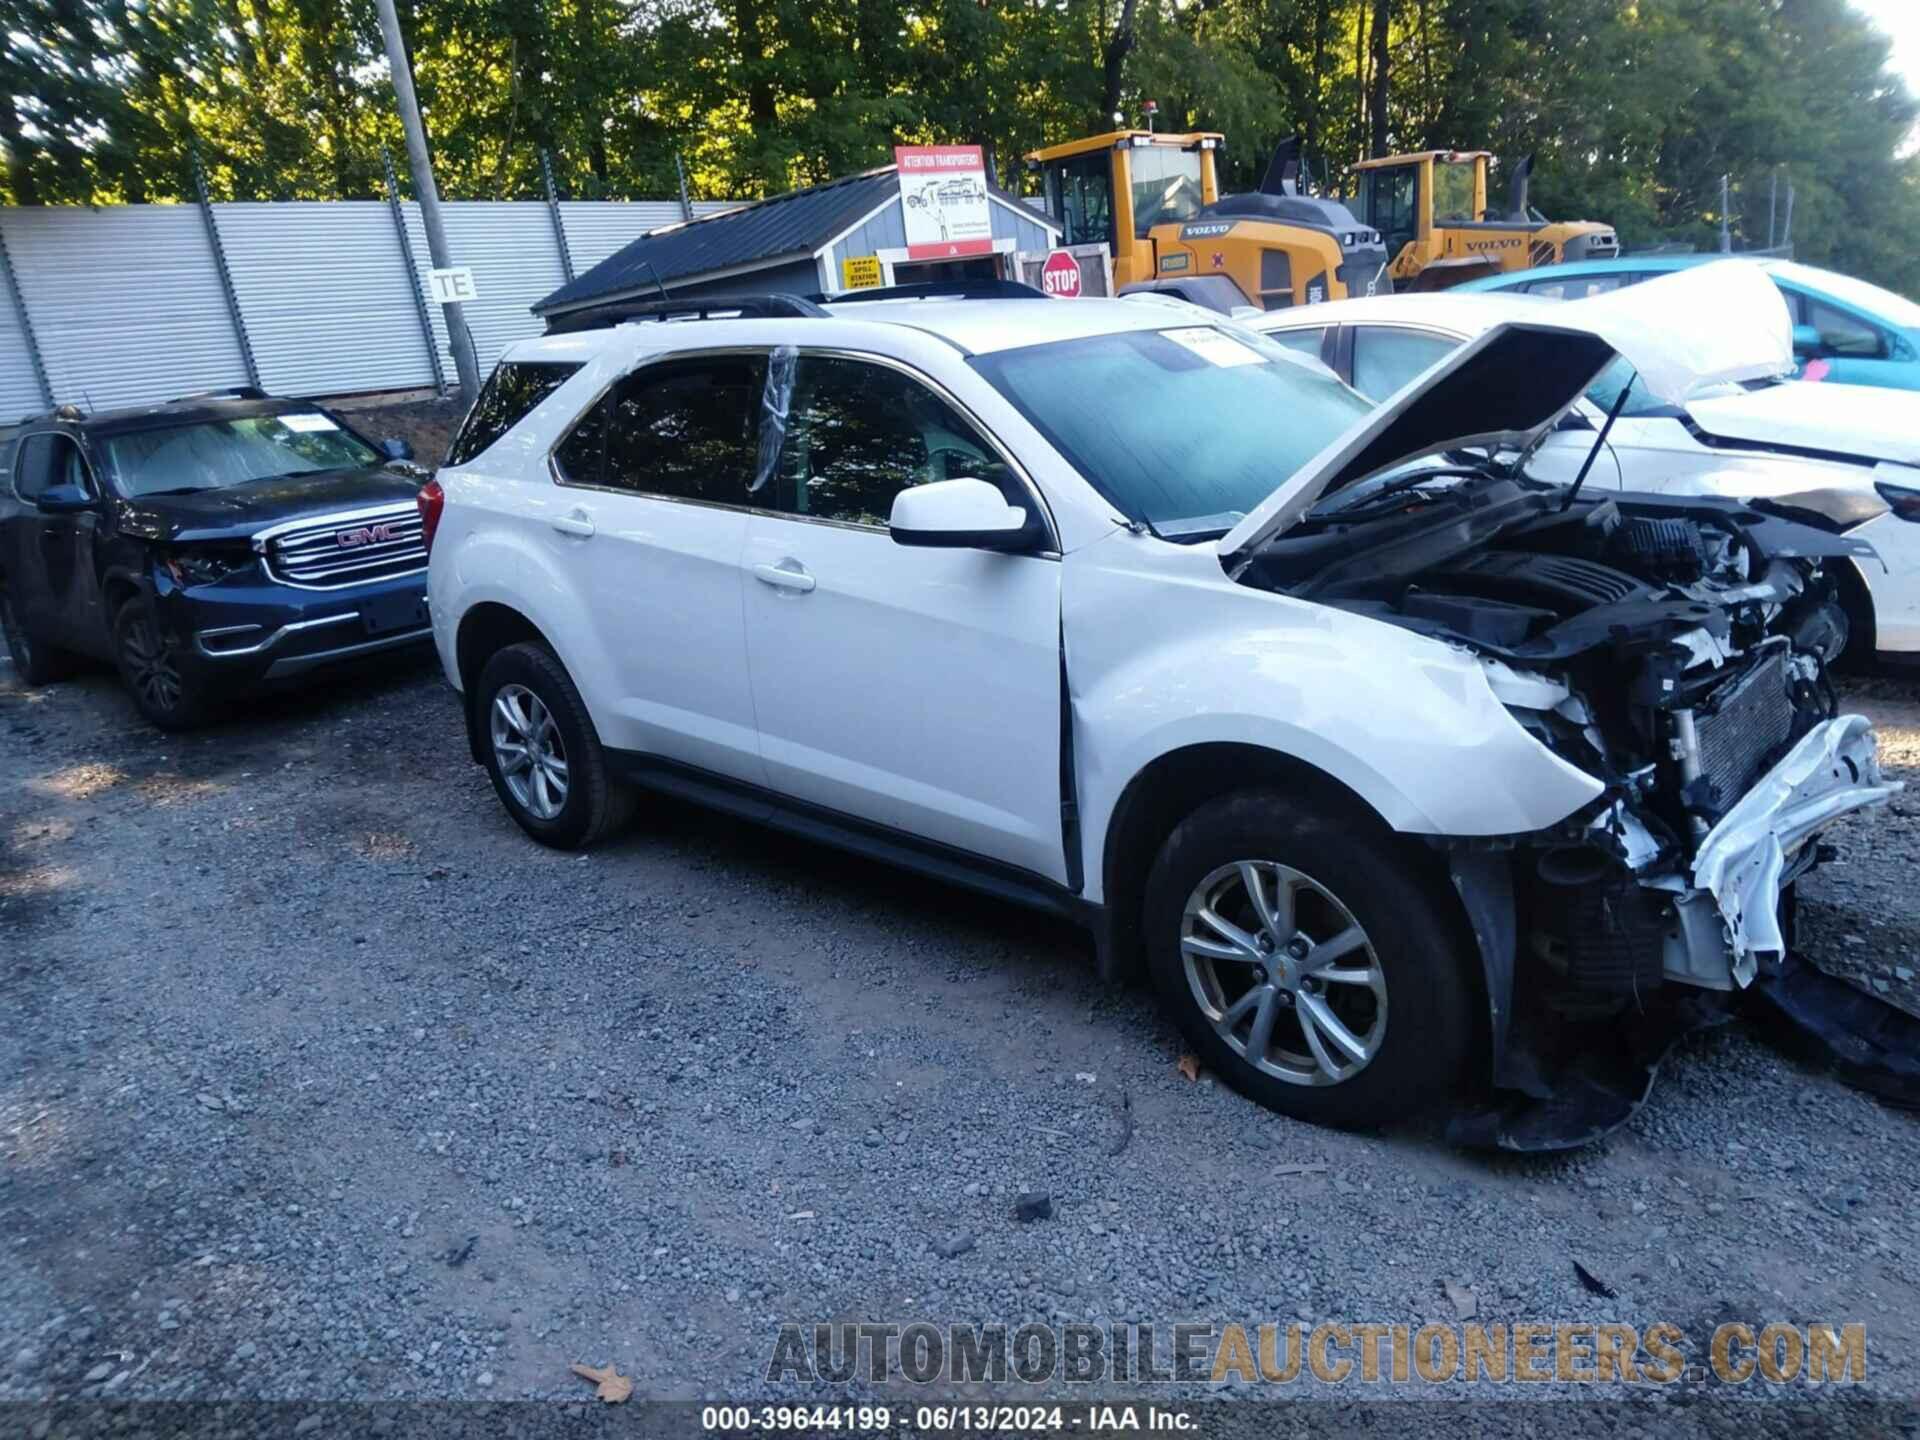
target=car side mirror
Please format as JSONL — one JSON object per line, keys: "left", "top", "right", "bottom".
{"left": 1791, "top": 324, "right": 1826, "bottom": 359}
{"left": 35, "top": 482, "right": 95, "bottom": 512}
{"left": 889, "top": 477, "right": 1045, "bottom": 553}
{"left": 379, "top": 437, "right": 415, "bottom": 462}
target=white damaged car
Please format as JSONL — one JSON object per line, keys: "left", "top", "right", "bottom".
{"left": 1247, "top": 275, "right": 1920, "bottom": 665}
{"left": 425, "top": 268, "right": 1899, "bottom": 1145}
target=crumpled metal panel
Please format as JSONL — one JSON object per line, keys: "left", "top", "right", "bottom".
{"left": 1693, "top": 713, "right": 1903, "bottom": 975}
{"left": 216, "top": 202, "right": 439, "bottom": 398}
{"left": 3, "top": 206, "right": 249, "bottom": 413}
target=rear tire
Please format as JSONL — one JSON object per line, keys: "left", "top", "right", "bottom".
{"left": 112, "top": 597, "right": 216, "bottom": 730}
{"left": 1, "top": 588, "right": 74, "bottom": 687}
{"left": 1143, "top": 788, "right": 1477, "bottom": 1131}
{"left": 475, "top": 642, "right": 634, "bottom": 849}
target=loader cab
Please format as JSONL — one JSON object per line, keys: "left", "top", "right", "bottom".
{"left": 1026, "top": 131, "right": 1222, "bottom": 288}
{"left": 1353, "top": 151, "right": 1493, "bottom": 272}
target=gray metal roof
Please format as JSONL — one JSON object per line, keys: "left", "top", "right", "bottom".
{"left": 534, "top": 167, "right": 1048, "bottom": 316}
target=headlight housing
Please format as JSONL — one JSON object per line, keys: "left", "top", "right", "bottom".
{"left": 1875, "top": 480, "right": 1920, "bottom": 523}
{"left": 162, "top": 545, "right": 255, "bottom": 587}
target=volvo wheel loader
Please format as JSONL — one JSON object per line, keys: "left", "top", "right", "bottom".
{"left": 1350, "top": 150, "right": 1619, "bottom": 291}
{"left": 1023, "top": 131, "right": 1394, "bottom": 310}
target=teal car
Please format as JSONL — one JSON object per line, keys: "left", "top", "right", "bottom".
{"left": 1456, "top": 255, "right": 1920, "bottom": 391}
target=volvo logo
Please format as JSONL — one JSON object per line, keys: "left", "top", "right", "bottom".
{"left": 336, "top": 522, "right": 401, "bottom": 549}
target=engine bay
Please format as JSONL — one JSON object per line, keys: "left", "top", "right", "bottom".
{"left": 1242, "top": 476, "right": 1887, "bottom": 1004}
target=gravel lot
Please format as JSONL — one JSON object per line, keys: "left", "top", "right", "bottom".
{"left": 5, "top": 647, "right": 1920, "bottom": 1420}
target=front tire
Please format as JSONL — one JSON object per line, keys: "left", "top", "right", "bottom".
{"left": 1143, "top": 789, "right": 1477, "bottom": 1130}
{"left": 112, "top": 597, "right": 216, "bottom": 729}
{"left": 475, "top": 642, "right": 633, "bottom": 849}
{"left": 1, "top": 589, "right": 74, "bottom": 687}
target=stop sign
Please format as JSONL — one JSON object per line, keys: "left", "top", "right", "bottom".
{"left": 1040, "top": 250, "right": 1082, "bottom": 299}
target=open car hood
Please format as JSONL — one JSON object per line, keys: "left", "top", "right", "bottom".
{"left": 1686, "top": 378, "right": 1920, "bottom": 468}
{"left": 1219, "top": 261, "right": 1794, "bottom": 564}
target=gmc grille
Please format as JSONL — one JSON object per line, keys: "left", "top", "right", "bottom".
{"left": 261, "top": 507, "right": 427, "bottom": 590}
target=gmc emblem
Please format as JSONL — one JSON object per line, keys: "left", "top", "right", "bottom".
{"left": 337, "top": 522, "right": 400, "bottom": 549}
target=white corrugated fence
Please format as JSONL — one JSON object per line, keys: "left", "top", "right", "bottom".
{"left": 0, "top": 197, "right": 737, "bottom": 423}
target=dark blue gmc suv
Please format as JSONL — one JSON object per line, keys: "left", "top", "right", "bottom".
{"left": 0, "top": 389, "right": 432, "bottom": 729}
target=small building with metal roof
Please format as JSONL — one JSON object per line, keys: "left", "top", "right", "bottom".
{"left": 532, "top": 165, "right": 1061, "bottom": 324}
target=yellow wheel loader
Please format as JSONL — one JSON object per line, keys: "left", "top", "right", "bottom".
{"left": 1023, "top": 131, "right": 1395, "bottom": 310}
{"left": 1350, "top": 150, "right": 1619, "bottom": 291}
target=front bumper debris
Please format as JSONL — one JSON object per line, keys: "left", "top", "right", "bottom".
{"left": 1450, "top": 715, "right": 1907, "bottom": 1153}
{"left": 1692, "top": 715, "right": 1902, "bottom": 984}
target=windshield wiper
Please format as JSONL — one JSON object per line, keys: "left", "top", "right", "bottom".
{"left": 136, "top": 486, "right": 214, "bottom": 497}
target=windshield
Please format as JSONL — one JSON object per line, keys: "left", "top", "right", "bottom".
{"left": 1433, "top": 159, "right": 1478, "bottom": 223}
{"left": 1130, "top": 146, "right": 1206, "bottom": 237}
{"left": 972, "top": 325, "right": 1374, "bottom": 537}
{"left": 1581, "top": 356, "right": 1742, "bottom": 419}
{"left": 102, "top": 412, "right": 381, "bottom": 497}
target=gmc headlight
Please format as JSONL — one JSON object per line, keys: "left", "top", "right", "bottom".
{"left": 163, "top": 546, "right": 255, "bottom": 587}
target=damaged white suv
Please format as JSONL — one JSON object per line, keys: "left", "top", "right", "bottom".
{"left": 424, "top": 268, "right": 1898, "bottom": 1145}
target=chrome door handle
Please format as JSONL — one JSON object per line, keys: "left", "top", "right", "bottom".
{"left": 753, "top": 561, "right": 815, "bottom": 593}
{"left": 551, "top": 509, "right": 595, "bottom": 538}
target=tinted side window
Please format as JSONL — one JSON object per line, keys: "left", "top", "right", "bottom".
{"left": 1807, "top": 300, "right": 1886, "bottom": 358}
{"left": 601, "top": 356, "right": 765, "bottom": 504}
{"left": 553, "top": 396, "right": 609, "bottom": 487}
{"left": 1266, "top": 327, "right": 1329, "bottom": 361}
{"left": 15, "top": 434, "right": 59, "bottom": 500}
{"left": 772, "top": 357, "right": 1016, "bottom": 528}
{"left": 447, "top": 360, "right": 582, "bottom": 466}
{"left": 1351, "top": 327, "right": 1459, "bottom": 402}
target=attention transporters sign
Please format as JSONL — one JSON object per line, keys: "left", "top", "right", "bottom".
{"left": 894, "top": 145, "right": 993, "bottom": 260}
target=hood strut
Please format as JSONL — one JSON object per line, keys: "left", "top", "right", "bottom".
{"left": 1561, "top": 375, "right": 1634, "bottom": 512}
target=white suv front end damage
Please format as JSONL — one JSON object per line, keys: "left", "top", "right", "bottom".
{"left": 1200, "top": 262, "right": 1908, "bottom": 1144}
{"left": 1690, "top": 715, "right": 1900, "bottom": 981}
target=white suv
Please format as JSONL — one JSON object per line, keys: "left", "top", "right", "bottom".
{"left": 423, "top": 274, "right": 1896, "bottom": 1141}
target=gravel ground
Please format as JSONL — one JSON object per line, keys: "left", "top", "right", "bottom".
{"left": 4, "top": 650, "right": 1920, "bottom": 1424}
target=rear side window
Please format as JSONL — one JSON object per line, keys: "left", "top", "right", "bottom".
{"left": 1351, "top": 326, "right": 1459, "bottom": 401}
{"left": 447, "top": 360, "right": 582, "bottom": 466}
{"left": 1264, "top": 326, "right": 1329, "bottom": 362}
{"left": 557, "top": 356, "right": 766, "bottom": 505}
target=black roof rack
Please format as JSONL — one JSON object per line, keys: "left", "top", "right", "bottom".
{"left": 820, "top": 279, "right": 1047, "bottom": 305}
{"left": 168, "top": 387, "right": 269, "bottom": 404}
{"left": 545, "top": 294, "right": 828, "bottom": 335}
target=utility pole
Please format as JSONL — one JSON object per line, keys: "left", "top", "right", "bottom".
{"left": 375, "top": 0, "right": 480, "bottom": 404}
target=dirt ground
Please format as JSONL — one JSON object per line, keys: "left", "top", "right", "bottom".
{"left": 4, "top": 651, "right": 1920, "bottom": 1423}
{"left": 327, "top": 392, "right": 465, "bottom": 470}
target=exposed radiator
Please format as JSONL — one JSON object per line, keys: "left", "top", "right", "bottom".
{"left": 1692, "top": 647, "right": 1796, "bottom": 808}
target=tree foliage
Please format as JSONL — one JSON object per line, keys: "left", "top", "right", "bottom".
{"left": 3, "top": 0, "right": 1917, "bottom": 290}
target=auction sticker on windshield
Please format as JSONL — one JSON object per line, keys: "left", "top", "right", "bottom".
{"left": 1163, "top": 327, "right": 1265, "bottom": 368}
{"left": 280, "top": 413, "right": 340, "bottom": 433}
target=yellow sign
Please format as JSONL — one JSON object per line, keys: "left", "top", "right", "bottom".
{"left": 842, "top": 255, "right": 882, "bottom": 290}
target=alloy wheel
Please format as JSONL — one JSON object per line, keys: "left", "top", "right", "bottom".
{"left": 1180, "top": 860, "right": 1388, "bottom": 1086}
{"left": 491, "top": 683, "right": 570, "bottom": 821}
{"left": 119, "top": 612, "right": 182, "bottom": 714}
